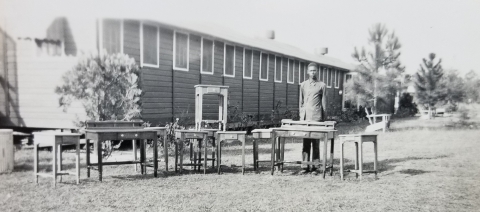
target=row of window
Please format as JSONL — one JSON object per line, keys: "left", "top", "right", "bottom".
{"left": 101, "top": 19, "right": 342, "bottom": 87}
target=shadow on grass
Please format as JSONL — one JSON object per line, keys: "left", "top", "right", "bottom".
{"left": 14, "top": 162, "right": 83, "bottom": 173}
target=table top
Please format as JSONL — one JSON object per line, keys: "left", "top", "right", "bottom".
{"left": 215, "top": 131, "right": 247, "bottom": 134}
{"left": 175, "top": 129, "right": 209, "bottom": 134}
{"left": 144, "top": 127, "right": 168, "bottom": 131}
{"left": 338, "top": 133, "right": 378, "bottom": 137}
{"left": 251, "top": 129, "right": 273, "bottom": 133}
{"left": 366, "top": 114, "right": 391, "bottom": 117}
{"left": 85, "top": 129, "right": 158, "bottom": 133}
{"left": 270, "top": 127, "right": 337, "bottom": 132}
{"left": 32, "top": 132, "right": 81, "bottom": 136}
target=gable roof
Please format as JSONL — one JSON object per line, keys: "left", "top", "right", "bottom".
{"left": 139, "top": 18, "right": 354, "bottom": 71}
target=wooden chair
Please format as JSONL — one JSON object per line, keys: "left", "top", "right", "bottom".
{"left": 364, "top": 108, "right": 391, "bottom": 132}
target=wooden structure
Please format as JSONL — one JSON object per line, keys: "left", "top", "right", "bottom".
{"left": 365, "top": 108, "right": 391, "bottom": 133}
{"left": 339, "top": 133, "right": 378, "bottom": 180}
{"left": 251, "top": 120, "right": 336, "bottom": 173}
{"left": 0, "top": 129, "right": 14, "bottom": 173}
{"left": 215, "top": 131, "right": 247, "bottom": 174}
{"left": 174, "top": 130, "right": 209, "bottom": 174}
{"left": 32, "top": 132, "right": 81, "bottom": 187}
{"left": 84, "top": 121, "right": 158, "bottom": 181}
{"left": 0, "top": 17, "right": 352, "bottom": 130}
{"left": 195, "top": 85, "right": 229, "bottom": 131}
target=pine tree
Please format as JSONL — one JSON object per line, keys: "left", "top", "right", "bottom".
{"left": 348, "top": 23, "right": 405, "bottom": 114}
{"left": 414, "top": 53, "right": 446, "bottom": 118}
{"left": 464, "top": 70, "right": 480, "bottom": 103}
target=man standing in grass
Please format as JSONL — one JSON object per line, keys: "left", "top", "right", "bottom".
{"left": 299, "top": 63, "right": 327, "bottom": 173}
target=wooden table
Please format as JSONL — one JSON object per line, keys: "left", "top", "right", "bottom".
{"left": 174, "top": 130, "right": 209, "bottom": 174}
{"left": 270, "top": 127, "right": 337, "bottom": 178}
{"left": 33, "top": 132, "right": 81, "bottom": 187}
{"left": 85, "top": 129, "right": 157, "bottom": 181}
{"left": 215, "top": 131, "right": 247, "bottom": 174}
{"left": 144, "top": 127, "right": 168, "bottom": 171}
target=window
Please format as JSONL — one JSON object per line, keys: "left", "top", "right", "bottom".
{"left": 287, "top": 59, "right": 294, "bottom": 84}
{"left": 141, "top": 23, "right": 159, "bottom": 67}
{"left": 201, "top": 38, "right": 214, "bottom": 74}
{"left": 294, "top": 60, "right": 299, "bottom": 84}
{"left": 260, "top": 53, "right": 269, "bottom": 81}
{"left": 243, "top": 49, "right": 253, "bottom": 79}
{"left": 345, "top": 73, "right": 353, "bottom": 82}
{"left": 275, "top": 56, "right": 282, "bottom": 82}
{"left": 327, "top": 68, "right": 332, "bottom": 87}
{"left": 323, "top": 68, "right": 327, "bottom": 83}
{"left": 224, "top": 44, "right": 235, "bottom": 77}
{"left": 299, "top": 62, "right": 305, "bottom": 83}
{"left": 335, "top": 70, "right": 340, "bottom": 88}
{"left": 102, "top": 19, "right": 122, "bottom": 54}
{"left": 174, "top": 31, "right": 189, "bottom": 71}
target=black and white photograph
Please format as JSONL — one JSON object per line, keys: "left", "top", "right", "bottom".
{"left": 0, "top": 0, "right": 479, "bottom": 211}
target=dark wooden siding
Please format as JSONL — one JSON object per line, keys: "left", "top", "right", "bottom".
{"left": 258, "top": 54, "right": 274, "bottom": 118}
{"left": 225, "top": 46, "right": 243, "bottom": 112}
{"left": 243, "top": 50, "right": 260, "bottom": 119}
{"left": 274, "top": 57, "right": 288, "bottom": 114}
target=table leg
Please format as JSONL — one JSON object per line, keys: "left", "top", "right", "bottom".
{"left": 217, "top": 139, "right": 221, "bottom": 175}
{"left": 211, "top": 137, "right": 216, "bottom": 168}
{"left": 193, "top": 140, "right": 197, "bottom": 171}
{"left": 359, "top": 141, "right": 363, "bottom": 180}
{"left": 253, "top": 139, "right": 257, "bottom": 171}
{"left": 97, "top": 140, "right": 103, "bottom": 181}
{"left": 275, "top": 138, "right": 280, "bottom": 167}
{"left": 76, "top": 140, "right": 80, "bottom": 184}
{"left": 242, "top": 137, "right": 245, "bottom": 175}
{"left": 164, "top": 134, "right": 168, "bottom": 172}
{"left": 154, "top": 137, "right": 158, "bottom": 177}
{"left": 204, "top": 135, "right": 207, "bottom": 174}
{"left": 52, "top": 142, "right": 57, "bottom": 187}
{"left": 270, "top": 135, "right": 275, "bottom": 175}
{"left": 57, "top": 141, "right": 62, "bottom": 173}
{"left": 34, "top": 143, "right": 38, "bottom": 184}
{"left": 355, "top": 142, "right": 359, "bottom": 179}
{"left": 199, "top": 139, "right": 202, "bottom": 172}
{"left": 323, "top": 136, "right": 327, "bottom": 179}
{"left": 340, "top": 141, "right": 344, "bottom": 180}
{"left": 330, "top": 138, "right": 334, "bottom": 176}
{"left": 175, "top": 140, "right": 178, "bottom": 173}
{"left": 86, "top": 139, "right": 91, "bottom": 178}
{"left": 280, "top": 137, "right": 285, "bottom": 173}
{"left": 133, "top": 139, "right": 137, "bottom": 172}
{"left": 374, "top": 140, "right": 378, "bottom": 179}
{"left": 140, "top": 139, "right": 145, "bottom": 175}
{"left": 180, "top": 136, "right": 185, "bottom": 173}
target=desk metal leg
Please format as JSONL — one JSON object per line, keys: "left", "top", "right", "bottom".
{"left": 180, "top": 139, "right": 184, "bottom": 174}
{"left": 330, "top": 138, "right": 334, "bottom": 176}
{"left": 97, "top": 140, "right": 103, "bottom": 181}
{"left": 211, "top": 137, "right": 216, "bottom": 168}
{"left": 86, "top": 139, "right": 91, "bottom": 178}
{"left": 76, "top": 141, "right": 80, "bottom": 184}
{"left": 270, "top": 136, "right": 275, "bottom": 175}
{"left": 374, "top": 140, "right": 378, "bottom": 179}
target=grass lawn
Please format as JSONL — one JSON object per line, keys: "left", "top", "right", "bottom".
{"left": 1, "top": 116, "right": 480, "bottom": 211}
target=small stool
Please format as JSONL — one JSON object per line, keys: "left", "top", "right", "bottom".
{"left": 339, "top": 133, "right": 378, "bottom": 180}
{"left": 33, "top": 132, "right": 81, "bottom": 187}
{"left": 174, "top": 130, "right": 209, "bottom": 174}
{"left": 215, "top": 131, "right": 246, "bottom": 174}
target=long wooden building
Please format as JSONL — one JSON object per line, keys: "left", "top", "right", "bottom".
{"left": 0, "top": 17, "right": 354, "bottom": 129}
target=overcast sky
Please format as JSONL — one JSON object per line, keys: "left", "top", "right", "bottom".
{"left": 2, "top": 0, "right": 479, "bottom": 76}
